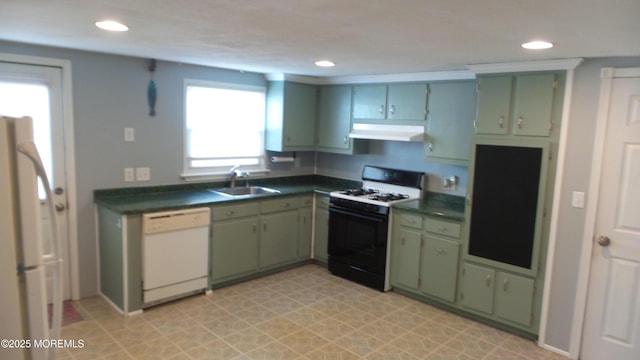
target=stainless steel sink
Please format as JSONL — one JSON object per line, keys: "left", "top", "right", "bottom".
{"left": 209, "top": 186, "right": 280, "bottom": 197}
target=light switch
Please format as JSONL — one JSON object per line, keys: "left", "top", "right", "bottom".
{"left": 572, "top": 191, "right": 585, "bottom": 208}
{"left": 124, "top": 127, "right": 135, "bottom": 142}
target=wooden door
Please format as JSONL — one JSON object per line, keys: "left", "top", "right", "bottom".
{"left": 581, "top": 68, "right": 640, "bottom": 360}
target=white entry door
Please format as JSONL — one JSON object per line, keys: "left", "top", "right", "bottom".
{"left": 0, "top": 61, "right": 71, "bottom": 301}
{"left": 581, "top": 68, "right": 640, "bottom": 359}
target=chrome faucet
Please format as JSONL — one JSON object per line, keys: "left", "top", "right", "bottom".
{"left": 229, "top": 165, "right": 241, "bottom": 187}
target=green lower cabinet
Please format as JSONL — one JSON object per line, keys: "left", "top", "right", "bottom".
{"left": 495, "top": 272, "right": 535, "bottom": 327}
{"left": 298, "top": 207, "right": 312, "bottom": 259}
{"left": 211, "top": 217, "right": 259, "bottom": 283}
{"left": 313, "top": 195, "right": 329, "bottom": 263}
{"left": 260, "top": 210, "right": 299, "bottom": 268}
{"left": 393, "top": 227, "right": 422, "bottom": 290}
{"left": 461, "top": 262, "right": 536, "bottom": 328}
{"left": 460, "top": 262, "right": 495, "bottom": 314}
{"left": 420, "top": 236, "right": 459, "bottom": 302}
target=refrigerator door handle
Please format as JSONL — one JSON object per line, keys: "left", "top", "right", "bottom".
{"left": 16, "top": 140, "right": 64, "bottom": 344}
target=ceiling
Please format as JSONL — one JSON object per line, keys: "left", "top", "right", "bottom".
{"left": 1, "top": 0, "right": 639, "bottom": 77}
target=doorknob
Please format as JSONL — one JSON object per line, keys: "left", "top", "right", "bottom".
{"left": 55, "top": 202, "right": 65, "bottom": 212}
{"left": 597, "top": 235, "right": 611, "bottom": 247}
{"left": 54, "top": 187, "right": 64, "bottom": 195}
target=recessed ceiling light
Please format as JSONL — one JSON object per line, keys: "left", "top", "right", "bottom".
{"left": 95, "top": 20, "right": 129, "bottom": 32}
{"left": 315, "top": 60, "right": 336, "bottom": 67}
{"left": 521, "top": 40, "right": 554, "bottom": 50}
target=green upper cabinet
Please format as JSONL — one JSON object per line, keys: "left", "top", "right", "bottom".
{"left": 265, "top": 81, "right": 317, "bottom": 152}
{"left": 424, "top": 81, "right": 476, "bottom": 164}
{"left": 474, "top": 76, "right": 512, "bottom": 135}
{"left": 474, "top": 73, "right": 561, "bottom": 137}
{"left": 317, "top": 85, "right": 353, "bottom": 151}
{"left": 387, "top": 84, "right": 429, "bottom": 120}
{"left": 352, "top": 84, "right": 387, "bottom": 120}
{"left": 512, "top": 74, "right": 557, "bottom": 136}
{"left": 352, "top": 83, "right": 428, "bottom": 122}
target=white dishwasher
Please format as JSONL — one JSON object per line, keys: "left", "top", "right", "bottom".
{"left": 142, "top": 207, "right": 210, "bottom": 306}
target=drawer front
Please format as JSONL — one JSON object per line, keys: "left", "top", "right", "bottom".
{"left": 424, "top": 217, "right": 461, "bottom": 238}
{"left": 316, "top": 195, "right": 330, "bottom": 209}
{"left": 261, "top": 197, "right": 300, "bottom": 213}
{"left": 211, "top": 202, "right": 259, "bottom": 220}
{"left": 399, "top": 213, "right": 423, "bottom": 230}
{"left": 299, "top": 195, "right": 314, "bottom": 207}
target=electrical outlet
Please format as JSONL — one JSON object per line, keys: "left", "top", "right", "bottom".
{"left": 124, "top": 127, "right": 135, "bottom": 142}
{"left": 124, "top": 168, "right": 134, "bottom": 182}
{"left": 136, "top": 167, "right": 150, "bottom": 181}
{"left": 443, "top": 175, "right": 458, "bottom": 191}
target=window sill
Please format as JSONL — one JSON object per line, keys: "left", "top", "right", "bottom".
{"left": 181, "top": 168, "right": 271, "bottom": 182}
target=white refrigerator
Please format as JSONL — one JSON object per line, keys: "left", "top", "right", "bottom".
{"left": 0, "top": 116, "right": 63, "bottom": 360}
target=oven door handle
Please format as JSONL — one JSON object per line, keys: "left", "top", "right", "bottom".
{"left": 329, "top": 205, "right": 388, "bottom": 222}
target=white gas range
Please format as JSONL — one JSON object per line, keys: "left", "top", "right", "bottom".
{"left": 328, "top": 165, "right": 425, "bottom": 291}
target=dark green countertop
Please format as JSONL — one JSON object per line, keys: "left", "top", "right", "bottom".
{"left": 94, "top": 175, "right": 358, "bottom": 214}
{"left": 393, "top": 192, "right": 466, "bottom": 221}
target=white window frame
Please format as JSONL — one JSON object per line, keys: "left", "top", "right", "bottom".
{"left": 182, "top": 79, "right": 268, "bottom": 179}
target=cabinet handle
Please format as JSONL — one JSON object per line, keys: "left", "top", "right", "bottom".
{"left": 436, "top": 225, "right": 448, "bottom": 232}
{"left": 343, "top": 136, "right": 348, "bottom": 144}
{"left": 428, "top": 141, "right": 434, "bottom": 152}
{"left": 282, "top": 202, "right": 290, "bottom": 208}
{"left": 389, "top": 105, "right": 395, "bottom": 115}
{"left": 435, "top": 248, "right": 447, "bottom": 255}
{"left": 503, "top": 278, "right": 509, "bottom": 291}
{"left": 226, "top": 210, "right": 235, "bottom": 216}
{"left": 263, "top": 222, "right": 267, "bottom": 231}
{"left": 466, "top": 195, "right": 472, "bottom": 206}
{"left": 498, "top": 116, "right": 504, "bottom": 128}
{"left": 486, "top": 274, "right": 492, "bottom": 288}
{"left": 253, "top": 223, "right": 257, "bottom": 233}
{"left": 379, "top": 105, "right": 385, "bottom": 114}
{"left": 517, "top": 117, "right": 523, "bottom": 129}
{"left": 407, "top": 219, "right": 415, "bottom": 224}
{"left": 401, "top": 236, "right": 405, "bottom": 245}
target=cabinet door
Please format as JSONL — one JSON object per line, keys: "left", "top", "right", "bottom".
{"left": 211, "top": 217, "right": 258, "bottom": 283}
{"left": 512, "top": 74, "right": 556, "bottom": 137}
{"left": 475, "top": 76, "right": 512, "bottom": 135}
{"left": 421, "top": 236, "right": 459, "bottom": 302}
{"left": 283, "top": 82, "right": 317, "bottom": 147}
{"left": 298, "top": 207, "right": 312, "bottom": 259}
{"left": 495, "top": 272, "right": 535, "bottom": 326}
{"left": 425, "top": 81, "right": 476, "bottom": 163}
{"left": 461, "top": 263, "right": 495, "bottom": 314}
{"left": 260, "top": 210, "right": 299, "bottom": 268}
{"left": 393, "top": 227, "right": 422, "bottom": 290}
{"left": 313, "top": 200, "right": 329, "bottom": 262}
{"left": 317, "top": 85, "right": 352, "bottom": 150}
{"left": 352, "top": 85, "right": 387, "bottom": 120}
{"left": 387, "top": 84, "right": 428, "bottom": 120}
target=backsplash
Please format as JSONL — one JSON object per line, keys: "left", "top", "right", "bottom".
{"left": 315, "top": 140, "right": 468, "bottom": 197}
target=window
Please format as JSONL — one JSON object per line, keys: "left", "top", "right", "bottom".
{"left": 184, "top": 80, "right": 266, "bottom": 176}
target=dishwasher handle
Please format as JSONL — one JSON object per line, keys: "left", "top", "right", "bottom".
{"left": 143, "top": 207, "right": 210, "bottom": 234}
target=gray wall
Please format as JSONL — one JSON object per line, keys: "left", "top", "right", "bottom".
{"left": 3, "top": 39, "right": 640, "bottom": 353}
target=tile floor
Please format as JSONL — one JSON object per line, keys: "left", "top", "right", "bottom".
{"left": 59, "top": 264, "right": 568, "bottom": 360}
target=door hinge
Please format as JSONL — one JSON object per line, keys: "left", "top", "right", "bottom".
{"left": 461, "top": 293, "right": 464, "bottom": 301}
{"left": 543, "top": 208, "right": 547, "bottom": 217}
{"left": 549, "top": 149, "right": 553, "bottom": 161}
{"left": 476, "top": 83, "right": 480, "bottom": 93}
{"left": 418, "top": 278, "right": 422, "bottom": 287}
{"left": 553, "top": 80, "right": 558, "bottom": 89}
{"left": 462, "top": 268, "right": 466, "bottom": 276}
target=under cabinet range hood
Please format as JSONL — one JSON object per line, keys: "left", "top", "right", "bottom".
{"left": 349, "top": 123, "right": 425, "bottom": 142}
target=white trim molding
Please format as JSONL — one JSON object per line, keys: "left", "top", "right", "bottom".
{"left": 265, "top": 70, "right": 475, "bottom": 85}
{"left": 0, "top": 52, "right": 80, "bottom": 301}
{"left": 467, "top": 58, "right": 584, "bottom": 74}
